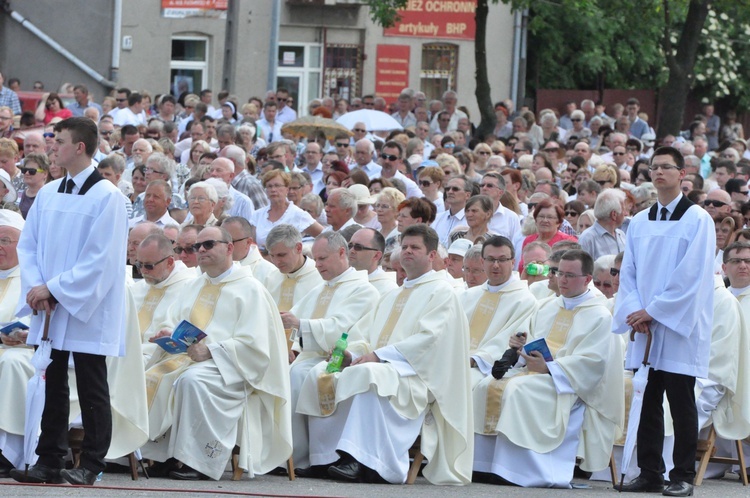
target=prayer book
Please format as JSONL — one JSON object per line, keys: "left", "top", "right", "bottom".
{"left": 523, "top": 338, "right": 553, "bottom": 362}
{"left": 0, "top": 321, "right": 28, "bottom": 336}
{"left": 154, "top": 320, "right": 207, "bottom": 354}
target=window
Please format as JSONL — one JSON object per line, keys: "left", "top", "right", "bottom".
{"left": 324, "top": 44, "right": 363, "bottom": 102}
{"left": 277, "top": 44, "right": 322, "bottom": 116}
{"left": 170, "top": 37, "right": 209, "bottom": 96}
{"left": 420, "top": 44, "right": 458, "bottom": 101}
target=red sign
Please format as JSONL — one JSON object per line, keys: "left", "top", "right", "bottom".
{"left": 384, "top": 0, "right": 476, "bottom": 40}
{"left": 161, "top": 0, "right": 227, "bottom": 18}
{"left": 375, "top": 45, "right": 411, "bottom": 104}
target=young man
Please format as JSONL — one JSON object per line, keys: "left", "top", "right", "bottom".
{"left": 615, "top": 147, "right": 715, "bottom": 497}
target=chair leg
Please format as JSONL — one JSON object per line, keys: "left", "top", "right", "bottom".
{"left": 128, "top": 452, "right": 139, "bottom": 481}
{"left": 694, "top": 426, "right": 717, "bottom": 487}
{"left": 287, "top": 456, "right": 295, "bottom": 481}
{"left": 407, "top": 450, "right": 424, "bottom": 485}
{"left": 736, "top": 439, "right": 748, "bottom": 486}
{"left": 231, "top": 452, "right": 243, "bottom": 481}
{"left": 609, "top": 452, "right": 617, "bottom": 487}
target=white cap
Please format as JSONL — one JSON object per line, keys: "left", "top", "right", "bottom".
{"left": 641, "top": 133, "right": 656, "bottom": 147}
{"left": 447, "top": 238, "right": 473, "bottom": 258}
{"left": 348, "top": 184, "right": 375, "bottom": 205}
{"left": 0, "top": 170, "right": 18, "bottom": 203}
{"left": 0, "top": 208, "right": 24, "bottom": 231}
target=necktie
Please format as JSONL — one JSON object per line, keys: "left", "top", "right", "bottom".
{"left": 660, "top": 207, "right": 668, "bottom": 221}
{"left": 65, "top": 178, "right": 75, "bottom": 194}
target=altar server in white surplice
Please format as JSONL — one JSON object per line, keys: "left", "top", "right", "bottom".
{"left": 347, "top": 227, "right": 398, "bottom": 297}
{"left": 280, "top": 231, "right": 379, "bottom": 470}
{"left": 130, "top": 233, "right": 196, "bottom": 362}
{"left": 141, "top": 226, "right": 291, "bottom": 481}
{"left": 474, "top": 250, "right": 624, "bottom": 488}
{"left": 223, "top": 216, "right": 280, "bottom": 287}
{"left": 13, "top": 117, "right": 128, "bottom": 486}
{"left": 296, "top": 224, "right": 473, "bottom": 485}
{"left": 614, "top": 147, "right": 714, "bottom": 496}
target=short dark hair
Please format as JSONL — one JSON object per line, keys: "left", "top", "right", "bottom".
{"left": 73, "top": 84, "right": 89, "bottom": 94}
{"left": 116, "top": 88, "right": 131, "bottom": 97}
{"left": 382, "top": 140, "right": 403, "bottom": 158}
{"left": 200, "top": 89, "right": 212, "bottom": 97}
{"left": 398, "top": 198, "right": 438, "bottom": 224}
{"left": 723, "top": 242, "right": 750, "bottom": 263}
{"left": 401, "top": 223, "right": 438, "bottom": 252}
{"left": 715, "top": 159, "right": 737, "bottom": 175}
{"left": 160, "top": 95, "right": 176, "bottom": 106}
{"left": 121, "top": 124, "right": 139, "bottom": 137}
{"left": 482, "top": 235, "right": 515, "bottom": 259}
{"left": 626, "top": 98, "right": 640, "bottom": 107}
{"left": 651, "top": 146, "right": 684, "bottom": 170}
{"left": 128, "top": 93, "right": 143, "bottom": 107}
{"left": 54, "top": 117, "right": 98, "bottom": 157}
{"left": 560, "top": 249, "right": 594, "bottom": 276}
{"left": 725, "top": 178, "right": 745, "bottom": 196}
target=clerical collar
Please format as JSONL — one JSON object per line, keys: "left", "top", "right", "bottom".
{"left": 369, "top": 267, "right": 385, "bottom": 277}
{"left": 287, "top": 257, "right": 308, "bottom": 278}
{"left": 729, "top": 284, "right": 750, "bottom": 297}
{"left": 154, "top": 261, "right": 188, "bottom": 288}
{"left": 403, "top": 269, "right": 435, "bottom": 288}
{"left": 562, "top": 289, "right": 594, "bottom": 310}
{"left": 207, "top": 264, "right": 234, "bottom": 284}
{"left": 657, "top": 194, "right": 683, "bottom": 219}
{"left": 486, "top": 273, "right": 518, "bottom": 293}
{"left": 326, "top": 266, "right": 354, "bottom": 287}
{"left": 0, "top": 265, "right": 18, "bottom": 279}
{"left": 66, "top": 164, "right": 96, "bottom": 190}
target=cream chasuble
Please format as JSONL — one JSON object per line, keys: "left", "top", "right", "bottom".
{"left": 239, "top": 245, "right": 280, "bottom": 288}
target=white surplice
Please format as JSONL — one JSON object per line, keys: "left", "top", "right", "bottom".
{"left": 239, "top": 245, "right": 280, "bottom": 288}
{"left": 265, "top": 257, "right": 323, "bottom": 307}
{"left": 367, "top": 267, "right": 398, "bottom": 297}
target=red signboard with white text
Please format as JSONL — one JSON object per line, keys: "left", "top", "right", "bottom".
{"left": 375, "top": 45, "right": 411, "bottom": 104}
{"left": 383, "top": 0, "right": 477, "bottom": 40}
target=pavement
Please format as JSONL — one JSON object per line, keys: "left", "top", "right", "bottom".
{"left": 0, "top": 471, "right": 748, "bottom": 497}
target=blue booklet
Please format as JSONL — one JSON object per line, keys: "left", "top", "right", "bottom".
{"left": 0, "top": 321, "right": 28, "bottom": 336}
{"left": 523, "top": 337, "right": 553, "bottom": 362}
{"left": 153, "top": 320, "right": 207, "bottom": 354}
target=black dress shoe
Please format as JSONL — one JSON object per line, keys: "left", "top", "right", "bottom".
{"left": 619, "top": 475, "right": 665, "bottom": 493}
{"left": 328, "top": 460, "right": 362, "bottom": 482}
{"left": 146, "top": 458, "right": 179, "bottom": 478}
{"left": 60, "top": 467, "right": 98, "bottom": 486}
{"left": 0, "top": 466, "right": 13, "bottom": 479}
{"left": 662, "top": 481, "right": 694, "bottom": 497}
{"left": 169, "top": 465, "right": 210, "bottom": 481}
{"left": 10, "top": 464, "right": 64, "bottom": 484}
{"left": 265, "top": 466, "right": 288, "bottom": 476}
{"left": 294, "top": 465, "right": 331, "bottom": 479}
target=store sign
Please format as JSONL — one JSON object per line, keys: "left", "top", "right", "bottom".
{"left": 375, "top": 45, "right": 410, "bottom": 104}
{"left": 383, "top": 0, "right": 477, "bottom": 40}
{"left": 162, "top": 0, "right": 227, "bottom": 19}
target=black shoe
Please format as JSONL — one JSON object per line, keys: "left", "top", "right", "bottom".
{"left": 0, "top": 466, "right": 13, "bottom": 479}
{"left": 10, "top": 464, "right": 64, "bottom": 484}
{"left": 169, "top": 465, "right": 210, "bottom": 481}
{"left": 60, "top": 467, "right": 98, "bottom": 486}
{"left": 328, "top": 460, "right": 362, "bottom": 482}
{"left": 295, "top": 465, "right": 331, "bottom": 479}
{"left": 146, "top": 458, "right": 179, "bottom": 478}
{"left": 361, "top": 465, "right": 389, "bottom": 484}
{"left": 662, "top": 481, "right": 693, "bottom": 497}
{"left": 619, "top": 475, "right": 665, "bottom": 493}
{"left": 265, "top": 466, "right": 288, "bottom": 476}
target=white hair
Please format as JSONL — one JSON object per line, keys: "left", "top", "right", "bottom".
{"left": 205, "top": 177, "right": 234, "bottom": 211}
{"left": 593, "top": 188, "right": 626, "bottom": 220}
{"left": 188, "top": 181, "right": 218, "bottom": 203}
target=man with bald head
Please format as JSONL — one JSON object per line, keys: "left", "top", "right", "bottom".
{"left": 142, "top": 226, "right": 291, "bottom": 481}
{"left": 219, "top": 144, "right": 268, "bottom": 209}
{"left": 207, "top": 157, "right": 255, "bottom": 220}
{"left": 348, "top": 227, "right": 397, "bottom": 296}
{"left": 703, "top": 189, "right": 732, "bottom": 218}
{"left": 351, "top": 122, "right": 368, "bottom": 143}
{"left": 23, "top": 132, "right": 46, "bottom": 157}
{"left": 352, "top": 139, "right": 381, "bottom": 180}
{"left": 127, "top": 222, "right": 162, "bottom": 278}
{"left": 222, "top": 216, "right": 279, "bottom": 287}
{"left": 175, "top": 225, "right": 201, "bottom": 269}
{"left": 130, "top": 138, "right": 153, "bottom": 170}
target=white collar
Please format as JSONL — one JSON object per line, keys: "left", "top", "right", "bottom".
{"left": 403, "top": 269, "right": 435, "bottom": 288}
{"left": 486, "top": 273, "right": 518, "bottom": 292}
{"left": 206, "top": 264, "right": 234, "bottom": 284}
{"left": 562, "top": 289, "right": 594, "bottom": 310}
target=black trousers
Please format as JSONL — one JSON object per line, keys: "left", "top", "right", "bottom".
{"left": 636, "top": 368, "right": 697, "bottom": 484}
{"left": 36, "top": 348, "right": 112, "bottom": 473}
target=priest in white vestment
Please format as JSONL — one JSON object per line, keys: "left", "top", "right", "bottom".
{"left": 347, "top": 227, "right": 398, "bottom": 297}
{"left": 130, "top": 233, "right": 196, "bottom": 362}
{"left": 280, "top": 231, "right": 379, "bottom": 471}
{"left": 474, "top": 250, "right": 624, "bottom": 487}
{"left": 296, "top": 224, "right": 473, "bottom": 485}
{"left": 141, "top": 226, "right": 291, "bottom": 481}
{"left": 223, "top": 216, "right": 280, "bottom": 287}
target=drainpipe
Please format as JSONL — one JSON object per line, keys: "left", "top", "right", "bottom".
{"left": 111, "top": 0, "right": 122, "bottom": 83}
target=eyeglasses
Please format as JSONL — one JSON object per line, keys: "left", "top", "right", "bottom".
{"left": 33, "top": 85, "right": 43, "bottom": 90}
{"left": 484, "top": 257, "right": 513, "bottom": 265}
{"left": 612, "top": 152, "right": 626, "bottom": 156}
{"left": 536, "top": 215, "right": 559, "bottom": 221}
{"left": 348, "top": 242, "right": 379, "bottom": 252}
{"left": 445, "top": 186, "right": 464, "bottom": 192}
{"left": 557, "top": 272, "right": 587, "bottom": 279}
{"left": 373, "top": 203, "right": 392, "bottom": 210}
{"left": 135, "top": 255, "right": 170, "bottom": 271}
{"left": 353, "top": 128, "right": 367, "bottom": 133}
{"left": 565, "top": 211, "right": 579, "bottom": 217}
{"left": 513, "top": 149, "right": 525, "bottom": 154}
{"left": 191, "top": 240, "right": 228, "bottom": 251}
{"left": 648, "top": 163, "right": 680, "bottom": 172}
{"left": 727, "top": 258, "right": 750, "bottom": 265}
{"left": 703, "top": 199, "right": 728, "bottom": 208}
{"left": 265, "top": 183, "right": 286, "bottom": 190}
{"left": 480, "top": 183, "right": 499, "bottom": 189}
{"left": 174, "top": 246, "right": 195, "bottom": 255}
{"left": 335, "top": 143, "right": 350, "bottom": 148}
{"left": 288, "top": 185, "right": 303, "bottom": 191}
{"left": 232, "top": 237, "right": 249, "bottom": 244}
{"left": 444, "top": 143, "right": 455, "bottom": 149}
{"left": 0, "top": 237, "right": 18, "bottom": 247}
{"left": 21, "top": 167, "right": 45, "bottom": 175}
{"left": 544, "top": 147, "right": 559, "bottom": 153}
{"left": 380, "top": 153, "right": 399, "bottom": 161}
{"left": 276, "top": 97, "right": 288, "bottom": 102}
{"left": 188, "top": 196, "right": 210, "bottom": 203}
{"left": 610, "top": 267, "right": 620, "bottom": 276}
{"left": 549, "top": 266, "right": 559, "bottom": 276}
{"left": 419, "top": 180, "right": 433, "bottom": 187}
{"left": 116, "top": 98, "right": 127, "bottom": 102}
{"left": 145, "top": 167, "right": 166, "bottom": 175}
{"left": 43, "top": 132, "right": 55, "bottom": 138}
{"left": 571, "top": 118, "right": 582, "bottom": 122}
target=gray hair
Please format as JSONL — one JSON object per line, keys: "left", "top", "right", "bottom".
{"left": 593, "top": 188, "right": 626, "bottom": 220}
{"left": 300, "top": 193, "right": 324, "bottom": 218}
{"left": 223, "top": 216, "right": 255, "bottom": 239}
{"left": 220, "top": 144, "right": 246, "bottom": 170}
{"left": 146, "top": 152, "right": 174, "bottom": 178}
{"left": 314, "top": 231, "right": 349, "bottom": 258}
{"left": 188, "top": 181, "right": 218, "bottom": 204}
{"left": 99, "top": 153, "right": 126, "bottom": 174}
{"left": 632, "top": 182, "right": 657, "bottom": 204}
{"left": 140, "top": 233, "right": 174, "bottom": 256}
{"left": 205, "top": 177, "right": 234, "bottom": 211}
{"left": 133, "top": 138, "right": 153, "bottom": 153}
{"left": 266, "top": 224, "right": 302, "bottom": 249}
{"left": 464, "top": 244, "right": 484, "bottom": 262}
{"left": 540, "top": 113, "right": 558, "bottom": 127}
{"left": 436, "top": 243, "right": 449, "bottom": 259}
{"left": 683, "top": 155, "right": 701, "bottom": 170}
{"left": 355, "top": 138, "right": 375, "bottom": 155}
{"left": 329, "top": 188, "right": 358, "bottom": 217}
{"left": 594, "top": 254, "right": 616, "bottom": 275}
{"left": 522, "top": 241, "right": 552, "bottom": 260}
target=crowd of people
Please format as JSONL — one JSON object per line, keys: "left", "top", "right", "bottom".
{"left": 0, "top": 69, "right": 749, "bottom": 496}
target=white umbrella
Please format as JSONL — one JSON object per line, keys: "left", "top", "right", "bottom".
{"left": 619, "top": 329, "right": 653, "bottom": 490}
{"left": 23, "top": 311, "right": 52, "bottom": 474}
{"left": 336, "top": 109, "right": 403, "bottom": 132}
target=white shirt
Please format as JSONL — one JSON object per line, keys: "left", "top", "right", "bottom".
{"left": 128, "top": 210, "right": 178, "bottom": 229}
{"left": 250, "top": 202, "right": 316, "bottom": 249}
{"left": 432, "top": 207, "right": 466, "bottom": 248}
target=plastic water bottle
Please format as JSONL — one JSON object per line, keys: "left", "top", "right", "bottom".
{"left": 326, "top": 332, "right": 349, "bottom": 373}
{"left": 525, "top": 263, "right": 549, "bottom": 276}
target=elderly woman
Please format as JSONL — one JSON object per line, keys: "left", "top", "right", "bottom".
{"left": 522, "top": 199, "right": 577, "bottom": 263}
{"left": 368, "top": 177, "right": 393, "bottom": 196}
{"left": 450, "top": 195, "right": 496, "bottom": 244}
{"left": 632, "top": 182, "right": 657, "bottom": 214}
{"left": 238, "top": 123, "right": 261, "bottom": 157}
{"left": 417, "top": 166, "right": 445, "bottom": 213}
{"left": 18, "top": 152, "right": 52, "bottom": 218}
{"left": 204, "top": 177, "right": 234, "bottom": 224}
{"left": 539, "top": 110, "right": 567, "bottom": 144}
{"left": 300, "top": 193, "right": 326, "bottom": 226}
{"left": 568, "top": 110, "right": 591, "bottom": 140}
{"left": 251, "top": 170, "right": 323, "bottom": 249}
{"left": 184, "top": 181, "right": 220, "bottom": 227}
{"left": 288, "top": 171, "right": 311, "bottom": 206}
{"left": 397, "top": 197, "right": 437, "bottom": 233}
{"left": 593, "top": 254, "right": 616, "bottom": 299}
{"left": 375, "top": 187, "right": 406, "bottom": 250}
{"left": 406, "top": 137, "right": 425, "bottom": 159}
{"left": 35, "top": 92, "right": 73, "bottom": 124}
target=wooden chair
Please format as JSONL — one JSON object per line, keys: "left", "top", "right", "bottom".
{"left": 406, "top": 437, "right": 424, "bottom": 484}
{"left": 230, "top": 445, "right": 295, "bottom": 481}
{"left": 68, "top": 428, "right": 146, "bottom": 480}
{"left": 694, "top": 426, "right": 748, "bottom": 486}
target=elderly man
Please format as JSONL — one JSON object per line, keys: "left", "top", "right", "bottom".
{"left": 219, "top": 145, "right": 268, "bottom": 210}
{"left": 0, "top": 106, "right": 14, "bottom": 138}
{"left": 352, "top": 139, "right": 382, "bottom": 180}
{"left": 578, "top": 188, "right": 626, "bottom": 260}
{"left": 296, "top": 224, "right": 472, "bottom": 485}
{"left": 379, "top": 141, "right": 422, "bottom": 199}
{"left": 347, "top": 227, "right": 398, "bottom": 296}
{"left": 391, "top": 92, "right": 416, "bottom": 128}
{"left": 282, "top": 232, "right": 379, "bottom": 471}
{"left": 324, "top": 188, "right": 360, "bottom": 233}
{"left": 432, "top": 174, "right": 471, "bottom": 248}
{"left": 462, "top": 245, "right": 487, "bottom": 288}
{"left": 207, "top": 157, "right": 255, "bottom": 221}
{"left": 703, "top": 188, "right": 732, "bottom": 218}
{"left": 131, "top": 233, "right": 195, "bottom": 361}
{"left": 23, "top": 132, "right": 46, "bottom": 157}
{"left": 429, "top": 90, "right": 467, "bottom": 134}
{"left": 480, "top": 172, "right": 521, "bottom": 244}
{"left": 127, "top": 222, "right": 162, "bottom": 277}
{"left": 142, "top": 226, "right": 292, "bottom": 481}
{"left": 222, "top": 216, "right": 279, "bottom": 286}
{"left": 174, "top": 225, "right": 201, "bottom": 269}
{"left": 129, "top": 181, "right": 178, "bottom": 228}
{"left": 474, "top": 250, "right": 623, "bottom": 487}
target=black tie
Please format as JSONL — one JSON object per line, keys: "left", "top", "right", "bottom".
{"left": 65, "top": 178, "right": 75, "bottom": 194}
{"left": 660, "top": 207, "right": 668, "bottom": 221}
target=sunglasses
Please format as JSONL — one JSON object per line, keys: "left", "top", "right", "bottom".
{"left": 348, "top": 242, "right": 379, "bottom": 252}
{"left": 21, "top": 167, "right": 46, "bottom": 175}
{"left": 703, "top": 200, "right": 728, "bottom": 208}
{"left": 336, "top": 143, "right": 349, "bottom": 148}
{"left": 353, "top": 128, "right": 366, "bottom": 133}
{"left": 174, "top": 246, "right": 196, "bottom": 255}
{"left": 609, "top": 268, "right": 620, "bottom": 277}
{"left": 276, "top": 97, "right": 288, "bottom": 102}
{"left": 477, "top": 151, "right": 491, "bottom": 156}
{"left": 43, "top": 132, "right": 55, "bottom": 138}
{"left": 571, "top": 118, "right": 582, "bottom": 122}
{"left": 380, "top": 153, "right": 399, "bottom": 161}
{"left": 192, "top": 240, "right": 228, "bottom": 252}
{"left": 135, "top": 255, "right": 170, "bottom": 271}
{"left": 565, "top": 211, "right": 579, "bottom": 216}
{"left": 116, "top": 98, "right": 127, "bottom": 102}
{"left": 419, "top": 180, "right": 433, "bottom": 187}
{"left": 612, "top": 152, "right": 626, "bottom": 156}
{"left": 445, "top": 186, "right": 464, "bottom": 192}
